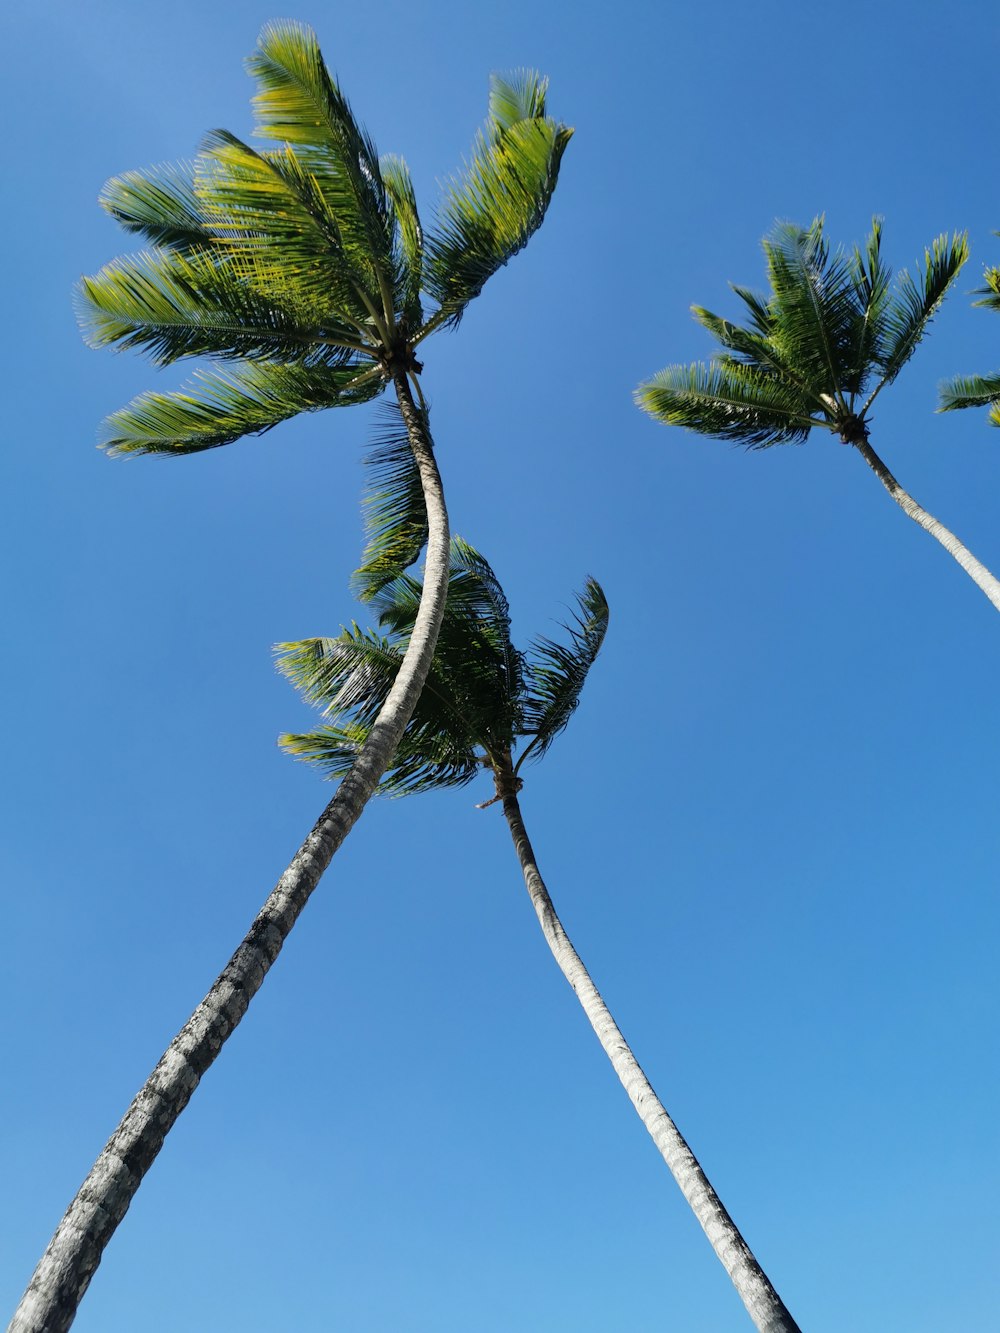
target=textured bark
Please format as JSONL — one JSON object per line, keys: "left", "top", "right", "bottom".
{"left": 10, "top": 373, "right": 450, "bottom": 1333}
{"left": 499, "top": 774, "right": 800, "bottom": 1333}
{"left": 855, "top": 436, "right": 1000, "bottom": 612}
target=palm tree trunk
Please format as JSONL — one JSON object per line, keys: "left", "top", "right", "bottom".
{"left": 855, "top": 436, "right": 1000, "bottom": 611}
{"left": 10, "top": 373, "right": 449, "bottom": 1333}
{"left": 498, "top": 777, "right": 800, "bottom": 1333}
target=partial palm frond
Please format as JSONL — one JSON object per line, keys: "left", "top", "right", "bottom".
{"left": 873, "top": 231, "right": 968, "bottom": 394}
{"left": 938, "top": 371, "right": 1000, "bottom": 413}
{"left": 423, "top": 72, "right": 572, "bottom": 327}
{"left": 99, "top": 162, "right": 215, "bottom": 252}
{"left": 195, "top": 130, "right": 378, "bottom": 323}
{"left": 280, "top": 719, "right": 481, "bottom": 795}
{"left": 691, "top": 306, "right": 822, "bottom": 407}
{"left": 520, "top": 578, "right": 609, "bottom": 764}
{"left": 246, "top": 22, "right": 395, "bottom": 312}
{"left": 762, "top": 219, "right": 861, "bottom": 406}
{"left": 636, "top": 360, "right": 818, "bottom": 448}
{"left": 100, "top": 360, "right": 383, "bottom": 456}
{"left": 380, "top": 155, "right": 423, "bottom": 329}
{"left": 843, "top": 217, "right": 892, "bottom": 397}
{"left": 277, "top": 626, "right": 402, "bottom": 719}
{"left": 973, "top": 264, "right": 1000, "bottom": 312}
{"left": 77, "top": 246, "right": 356, "bottom": 366}
{"left": 488, "top": 68, "right": 550, "bottom": 129}
{"left": 730, "top": 285, "right": 774, "bottom": 338}
{"left": 353, "top": 401, "right": 429, "bottom": 601}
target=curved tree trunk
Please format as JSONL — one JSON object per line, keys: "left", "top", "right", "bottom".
{"left": 10, "top": 373, "right": 449, "bottom": 1333}
{"left": 498, "top": 776, "right": 800, "bottom": 1333}
{"left": 855, "top": 436, "right": 1000, "bottom": 612}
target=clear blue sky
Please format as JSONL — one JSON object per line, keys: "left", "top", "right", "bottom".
{"left": 5, "top": 3, "right": 1000, "bottom": 1329}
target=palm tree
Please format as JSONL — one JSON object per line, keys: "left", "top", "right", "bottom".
{"left": 12, "top": 24, "right": 570, "bottom": 1333}
{"left": 636, "top": 218, "right": 1000, "bottom": 612}
{"left": 940, "top": 254, "right": 1000, "bottom": 423}
{"left": 278, "top": 539, "right": 800, "bottom": 1333}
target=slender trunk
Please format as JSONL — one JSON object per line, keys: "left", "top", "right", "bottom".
{"left": 10, "top": 374, "right": 449, "bottom": 1333}
{"left": 498, "top": 777, "right": 800, "bottom": 1333}
{"left": 855, "top": 436, "right": 1000, "bottom": 612}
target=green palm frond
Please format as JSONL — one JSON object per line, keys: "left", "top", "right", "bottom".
{"left": 380, "top": 155, "right": 423, "bottom": 329}
{"left": 843, "top": 218, "right": 892, "bottom": 395}
{"left": 422, "top": 72, "right": 572, "bottom": 328}
{"left": 280, "top": 719, "right": 481, "bottom": 795}
{"left": 691, "top": 307, "right": 822, "bottom": 406}
{"left": 100, "top": 360, "right": 382, "bottom": 456}
{"left": 938, "top": 372, "right": 1000, "bottom": 416}
{"left": 246, "top": 21, "right": 395, "bottom": 316}
{"left": 78, "top": 246, "right": 356, "bottom": 366}
{"left": 99, "top": 162, "right": 215, "bottom": 252}
{"left": 277, "top": 624, "right": 402, "bottom": 720}
{"left": 762, "top": 220, "right": 862, "bottom": 406}
{"left": 195, "top": 130, "right": 378, "bottom": 323}
{"left": 353, "top": 401, "right": 429, "bottom": 602}
{"left": 520, "top": 577, "right": 608, "bottom": 765}
{"left": 973, "top": 262, "right": 1000, "bottom": 311}
{"left": 872, "top": 231, "right": 968, "bottom": 395}
{"left": 636, "top": 360, "right": 819, "bottom": 448}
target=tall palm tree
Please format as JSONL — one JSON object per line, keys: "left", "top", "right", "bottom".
{"left": 940, "top": 254, "right": 1000, "bottom": 422}
{"left": 278, "top": 539, "right": 800, "bottom": 1333}
{"left": 12, "top": 24, "right": 570, "bottom": 1333}
{"left": 636, "top": 218, "right": 1000, "bottom": 612}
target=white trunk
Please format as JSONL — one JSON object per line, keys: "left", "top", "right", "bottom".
{"left": 500, "top": 783, "right": 800, "bottom": 1333}
{"left": 10, "top": 375, "right": 450, "bottom": 1333}
{"left": 855, "top": 436, "right": 1000, "bottom": 612}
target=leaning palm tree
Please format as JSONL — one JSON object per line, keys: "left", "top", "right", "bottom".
{"left": 12, "top": 24, "right": 570, "bottom": 1333}
{"left": 636, "top": 218, "right": 1000, "bottom": 612}
{"left": 940, "top": 253, "right": 1000, "bottom": 423}
{"left": 279, "top": 539, "right": 800, "bottom": 1333}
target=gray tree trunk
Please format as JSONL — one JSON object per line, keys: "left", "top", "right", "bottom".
{"left": 9, "top": 374, "right": 450, "bottom": 1333}
{"left": 855, "top": 436, "right": 1000, "bottom": 612}
{"left": 499, "top": 777, "right": 800, "bottom": 1333}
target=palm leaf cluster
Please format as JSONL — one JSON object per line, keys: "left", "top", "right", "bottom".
{"left": 77, "top": 21, "right": 572, "bottom": 458}
{"left": 278, "top": 539, "right": 609, "bottom": 794}
{"left": 637, "top": 218, "right": 968, "bottom": 447}
{"left": 940, "top": 254, "right": 1000, "bottom": 425}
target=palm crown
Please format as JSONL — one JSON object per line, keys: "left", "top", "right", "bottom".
{"left": 636, "top": 217, "right": 967, "bottom": 448}
{"left": 77, "top": 21, "right": 571, "bottom": 459}
{"left": 277, "top": 538, "right": 609, "bottom": 795}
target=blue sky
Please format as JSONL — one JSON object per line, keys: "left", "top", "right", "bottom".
{"left": 5, "top": 2, "right": 1000, "bottom": 1329}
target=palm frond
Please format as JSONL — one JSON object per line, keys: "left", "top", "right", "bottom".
{"left": 973, "top": 263, "right": 1000, "bottom": 312}
{"left": 872, "top": 231, "right": 968, "bottom": 395}
{"left": 380, "top": 154, "right": 423, "bottom": 329}
{"left": 762, "top": 219, "right": 862, "bottom": 406}
{"left": 636, "top": 360, "right": 819, "bottom": 448}
{"left": 77, "top": 246, "right": 355, "bottom": 366}
{"left": 280, "top": 719, "right": 481, "bottom": 795}
{"left": 422, "top": 72, "right": 571, "bottom": 327}
{"left": 195, "top": 130, "right": 377, "bottom": 323}
{"left": 843, "top": 217, "right": 892, "bottom": 397}
{"left": 938, "top": 371, "right": 1000, "bottom": 413}
{"left": 520, "top": 578, "right": 608, "bottom": 764}
{"left": 276, "top": 625, "right": 402, "bottom": 720}
{"left": 99, "top": 162, "right": 215, "bottom": 252}
{"left": 691, "top": 306, "right": 822, "bottom": 406}
{"left": 99, "top": 359, "right": 383, "bottom": 456}
{"left": 247, "top": 22, "right": 396, "bottom": 314}
{"left": 352, "top": 401, "right": 429, "bottom": 602}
